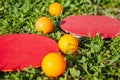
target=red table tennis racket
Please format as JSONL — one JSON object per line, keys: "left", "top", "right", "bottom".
{"left": 0, "top": 34, "right": 59, "bottom": 71}
{"left": 60, "top": 15, "right": 120, "bottom": 38}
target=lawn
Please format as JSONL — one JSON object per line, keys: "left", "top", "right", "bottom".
{"left": 0, "top": 0, "right": 120, "bottom": 80}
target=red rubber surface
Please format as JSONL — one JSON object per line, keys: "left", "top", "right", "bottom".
{"left": 60, "top": 15, "right": 120, "bottom": 38}
{"left": 0, "top": 34, "right": 59, "bottom": 71}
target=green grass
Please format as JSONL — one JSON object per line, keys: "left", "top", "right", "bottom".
{"left": 0, "top": 0, "right": 120, "bottom": 80}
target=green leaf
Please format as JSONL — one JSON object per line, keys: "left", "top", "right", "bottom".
{"left": 79, "top": 56, "right": 87, "bottom": 63}
{"left": 63, "top": 0, "right": 71, "bottom": 7}
{"left": 108, "top": 53, "right": 120, "bottom": 65}
{"left": 69, "top": 67, "right": 80, "bottom": 77}
{"left": 22, "top": 0, "right": 31, "bottom": 13}
{"left": 36, "top": 77, "right": 42, "bottom": 80}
